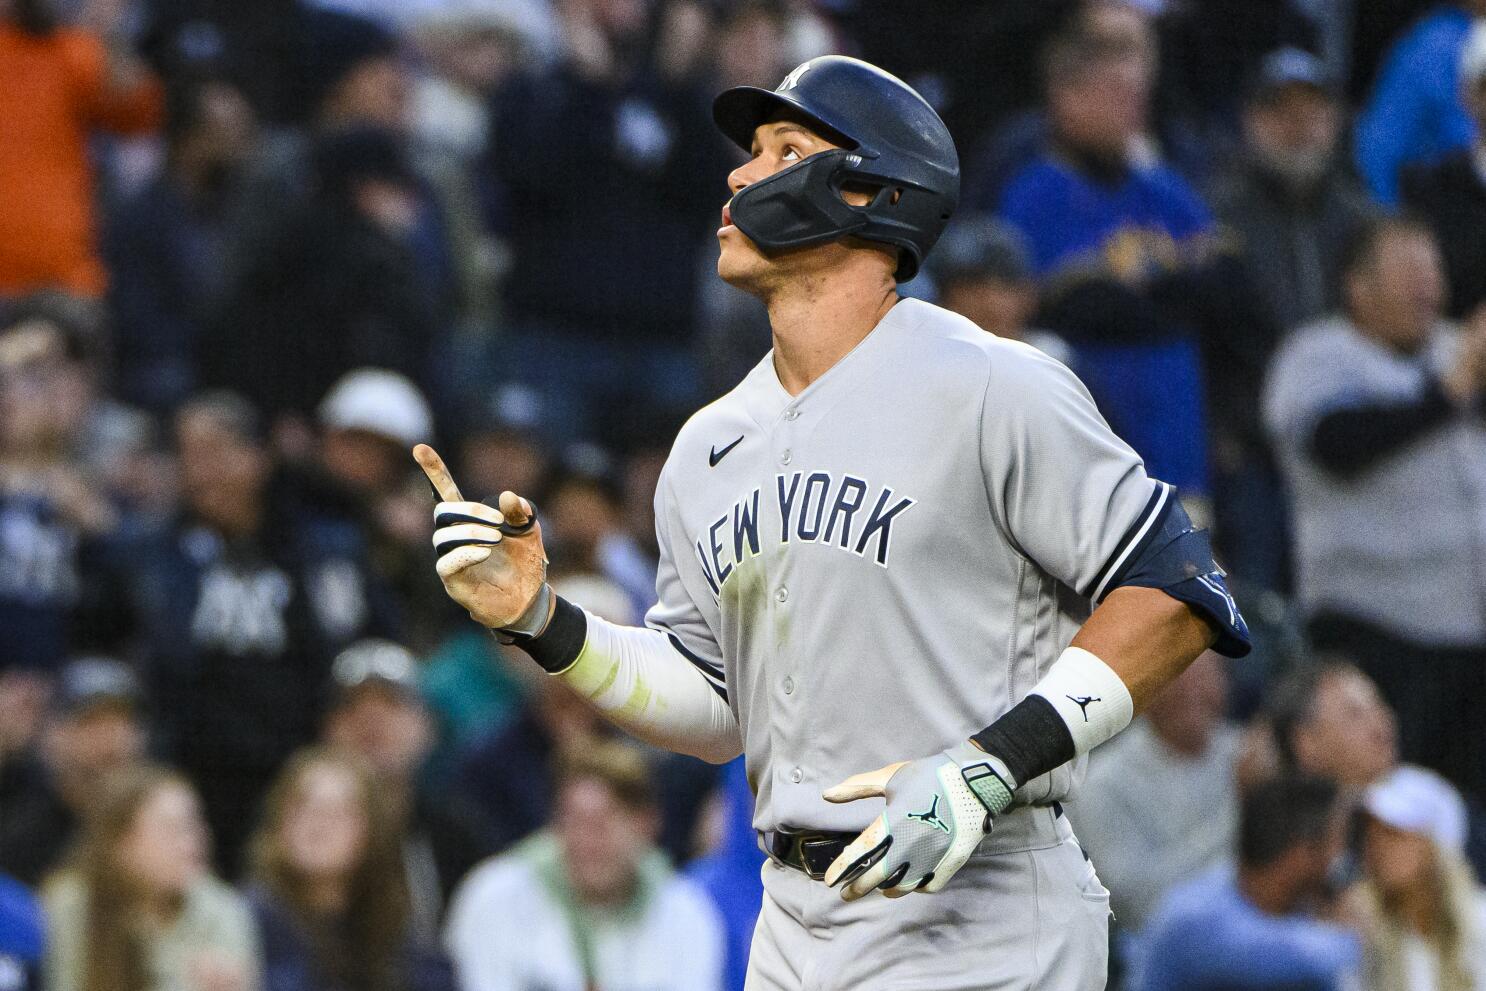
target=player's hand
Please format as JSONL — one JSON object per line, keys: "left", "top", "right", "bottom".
{"left": 414, "top": 444, "right": 550, "bottom": 631}
{"left": 821, "top": 741, "right": 1015, "bottom": 901}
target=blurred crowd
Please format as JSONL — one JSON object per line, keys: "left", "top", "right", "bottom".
{"left": 1, "top": 0, "right": 1485, "bottom": 989}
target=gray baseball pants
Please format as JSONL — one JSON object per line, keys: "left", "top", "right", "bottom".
{"left": 745, "top": 806, "right": 1110, "bottom": 991}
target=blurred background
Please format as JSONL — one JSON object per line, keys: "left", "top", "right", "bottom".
{"left": 1, "top": 0, "right": 1485, "bottom": 988}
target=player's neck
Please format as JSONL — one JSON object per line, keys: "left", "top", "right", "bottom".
{"left": 766, "top": 274, "right": 899, "bottom": 396}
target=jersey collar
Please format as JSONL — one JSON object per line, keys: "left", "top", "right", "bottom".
{"left": 740, "top": 297, "right": 927, "bottom": 430}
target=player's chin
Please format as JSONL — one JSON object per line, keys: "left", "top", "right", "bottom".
{"left": 717, "top": 231, "right": 772, "bottom": 290}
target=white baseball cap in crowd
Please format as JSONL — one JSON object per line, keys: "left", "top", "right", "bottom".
{"left": 1461, "top": 19, "right": 1486, "bottom": 89}
{"left": 318, "top": 368, "right": 434, "bottom": 449}
{"left": 1362, "top": 764, "right": 1469, "bottom": 852}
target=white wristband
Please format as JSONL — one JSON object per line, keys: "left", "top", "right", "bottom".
{"left": 1029, "top": 646, "right": 1134, "bottom": 755}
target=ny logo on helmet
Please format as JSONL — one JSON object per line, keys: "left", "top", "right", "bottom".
{"left": 779, "top": 61, "right": 814, "bottom": 92}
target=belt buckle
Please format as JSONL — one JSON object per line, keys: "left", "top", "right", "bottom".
{"left": 799, "top": 836, "right": 847, "bottom": 881}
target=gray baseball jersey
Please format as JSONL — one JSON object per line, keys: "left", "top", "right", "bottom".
{"left": 646, "top": 297, "right": 1167, "bottom": 836}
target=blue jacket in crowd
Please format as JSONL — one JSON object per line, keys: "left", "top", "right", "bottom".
{"left": 1137, "top": 866, "right": 1361, "bottom": 991}
{"left": 998, "top": 152, "right": 1214, "bottom": 495}
{"left": 0, "top": 875, "right": 42, "bottom": 991}
{"left": 1355, "top": 5, "right": 1478, "bottom": 206}
{"left": 685, "top": 758, "right": 765, "bottom": 991}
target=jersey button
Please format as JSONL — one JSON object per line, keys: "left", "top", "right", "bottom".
{"left": 789, "top": 767, "right": 804, "bottom": 784}
{"left": 783, "top": 409, "right": 800, "bottom": 421}
{"left": 783, "top": 676, "right": 795, "bottom": 694}
{"left": 780, "top": 449, "right": 792, "bottom": 465}
{"left": 775, "top": 586, "right": 788, "bottom": 603}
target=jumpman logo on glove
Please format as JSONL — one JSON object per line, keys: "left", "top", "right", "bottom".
{"left": 907, "top": 795, "right": 950, "bottom": 834}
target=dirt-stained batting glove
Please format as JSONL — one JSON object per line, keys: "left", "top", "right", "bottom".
{"left": 415, "top": 444, "right": 550, "bottom": 636}
{"left": 821, "top": 741, "right": 1016, "bottom": 900}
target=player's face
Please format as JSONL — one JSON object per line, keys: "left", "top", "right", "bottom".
{"left": 717, "top": 120, "right": 859, "bottom": 291}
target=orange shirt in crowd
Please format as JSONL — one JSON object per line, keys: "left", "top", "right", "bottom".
{"left": 0, "top": 23, "right": 163, "bottom": 298}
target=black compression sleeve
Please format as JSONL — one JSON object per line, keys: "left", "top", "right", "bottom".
{"left": 512, "top": 595, "right": 588, "bottom": 673}
{"left": 1308, "top": 380, "right": 1454, "bottom": 478}
{"left": 970, "top": 695, "right": 1077, "bottom": 787}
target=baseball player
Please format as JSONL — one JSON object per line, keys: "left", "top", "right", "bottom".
{"left": 417, "top": 56, "right": 1250, "bottom": 990}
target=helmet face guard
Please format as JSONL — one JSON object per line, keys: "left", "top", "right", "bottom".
{"left": 729, "top": 149, "right": 950, "bottom": 280}
{"left": 729, "top": 150, "right": 871, "bottom": 252}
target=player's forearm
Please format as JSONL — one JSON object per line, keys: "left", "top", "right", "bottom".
{"left": 971, "top": 592, "right": 1217, "bottom": 790}
{"left": 517, "top": 598, "right": 743, "bottom": 764}
{"left": 1071, "top": 585, "right": 1216, "bottom": 713}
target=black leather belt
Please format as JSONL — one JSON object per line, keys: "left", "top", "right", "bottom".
{"left": 765, "top": 804, "right": 1065, "bottom": 882}
{"left": 765, "top": 829, "right": 855, "bottom": 880}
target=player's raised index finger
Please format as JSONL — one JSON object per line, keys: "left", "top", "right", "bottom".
{"left": 413, "top": 444, "right": 464, "bottom": 503}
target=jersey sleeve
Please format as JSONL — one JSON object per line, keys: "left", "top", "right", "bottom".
{"left": 979, "top": 341, "right": 1167, "bottom": 599}
{"left": 644, "top": 464, "right": 728, "bottom": 700}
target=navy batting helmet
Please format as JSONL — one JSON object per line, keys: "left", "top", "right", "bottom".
{"left": 713, "top": 56, "right": 960, "bottom": 281}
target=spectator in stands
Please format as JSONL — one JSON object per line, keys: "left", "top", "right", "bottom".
{"left": 0, "top": 0, "right": 162, "bottom": 300}
{"left": 316, "top": 370, "right": 447, "bottom": 650}
{"left": 206, "top": 127, "right": 444, "bottom": 422}
{"left": 417, "top": 632, "right": 526, "bottom": 791}
{"left": 246, "top": 749, "right": 455, "bottom": 991}
{"left": 43, "top": 765, "right": 260, "bottom": 991}
{"left": 454, "top": 384, "right": 551, "bottom": 504}
{"left": 445, "top": 741, "right": 724, "bottom": 991}
{"left": 0, "top": 658, "right": 148, "bottom": 887}
{"left": 227, "top": 7, "right": 410, "bottom": 248}
{"left": 139, "top": 0, "right": 305, "bottom": 126}
{"left": 321, "top": 640, "right": 487, "bottom": 936}
{"left": 1073, "top": 652, "right": 1240, "bottom": 935}
{"left": 405, "top": 3, "right": 531, "bottom": 338}
{"left": 451, "top": 647, "right": 608, "bottom": 855}
{"left": 998, "top": 19, "right": 1217, "bottom": 499}
{"left": 121, "top": 392, "right": 394, "bottom": 874}
{"left": 1356, "top": 766, "right": 1486, "bottom": 989}
{"left": 0, "top": 670, "right": 50, "bottom": 825}
{"left": 929, "top": 215, "right": 1070, "bottom": 363}
{"left": 711, "top": 0, "right": 793, "bottom": 94}
{"left": 106, "top": 74, "right": 257, "bottom": 413}
{"left": 542, "top": 448, "right": 632, "bottom": 608}
{"left": 1138, "top": 776, "right": 1361, "bottom": 991}
{"left": 0, "top": 303, "right": 122, "bottom": 672}
{"left": 0, "top": 873, "right": 42, "bottom": 991}
{"left": 1403, "top": 21, "right": 1486, "bottom": 321}
{"left": 489, "top": 0, "right": 731, "bottom": 442}
{"left": 1210, "top": 47, "right": 1372, "bottom": 380}
{"left": 407, "top": 3, "right": 527, "bottom": 164}
{"left": 964, "top": 1, "right": 1161, "bottom": 211}
{"left": 1264, "top": 217, "right": 1486, "bottom": 799}
{"left": 1263, "top": 659, "right": 1402, "bottom": 791}
{"left": 1153, "top": 0, "right": 1322, "bottom": 182}
{"left": 1259, "top": 657, "right": 1486, "bottom": 874}
{"left": 1355, "top": 0, "right": 1486, "bottom": 206}
{"left": 317, "top": 370, "right": 432, "bottom": 502}
{"left": 1205, "top": 47, "right": 1373, "bottom": 592}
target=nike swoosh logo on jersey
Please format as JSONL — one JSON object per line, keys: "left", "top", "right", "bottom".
{"left": 709, "top": 436, "right": 744, "bottom": 467}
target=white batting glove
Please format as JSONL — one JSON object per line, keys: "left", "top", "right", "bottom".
{"left": 822, "top": 741, "right": 1015, "bottom": 900}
